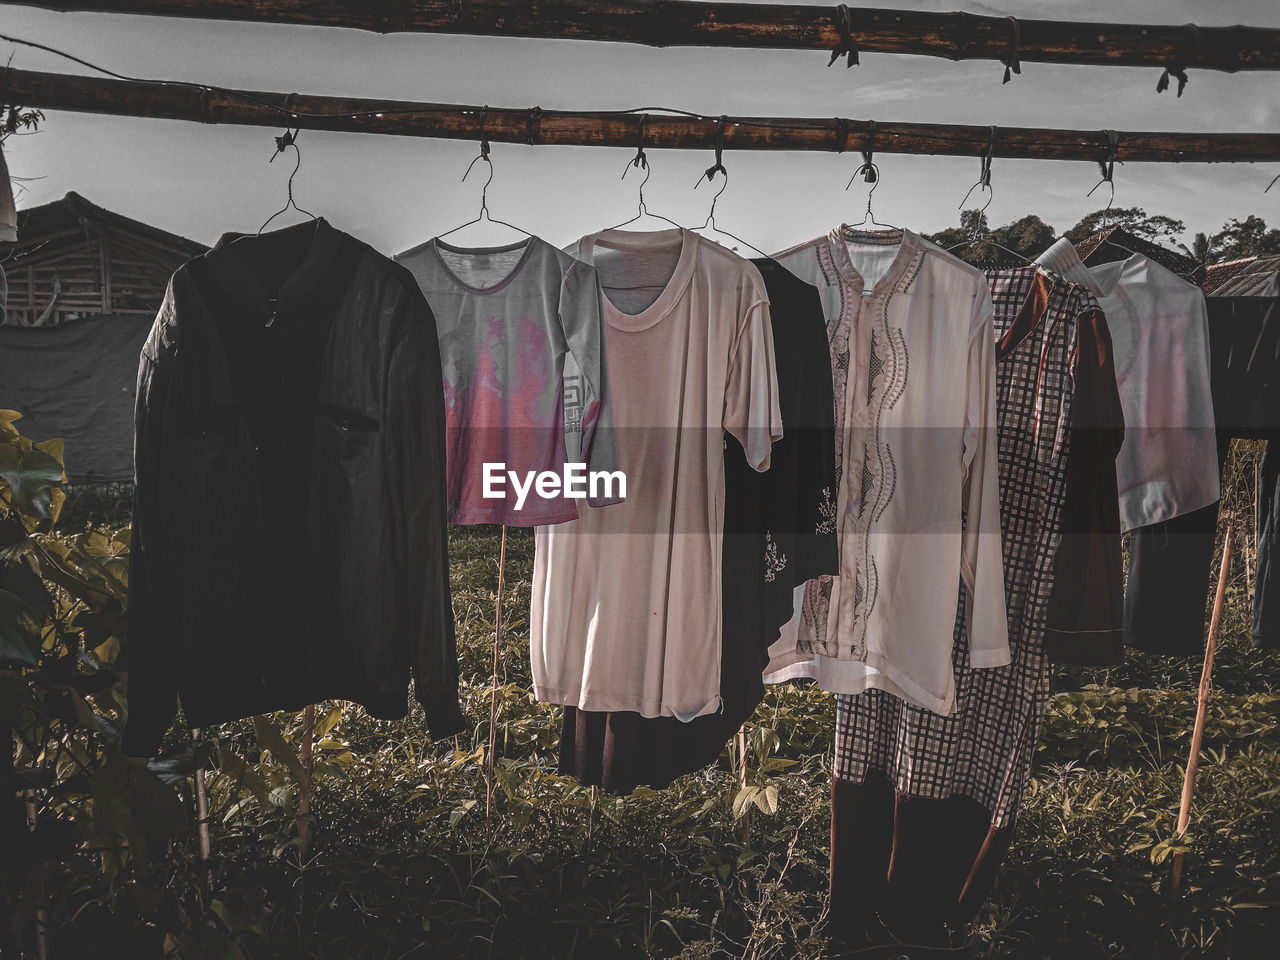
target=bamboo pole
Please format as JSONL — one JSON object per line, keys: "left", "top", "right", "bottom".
{"left": 1169, "top": 521, "right": 1234, "bottom": 899}
{"left": 485, "top": 526, "right": 508, "bottom": 845}
{"left": 7, "top": 1, "right": 1280, "bottom": 72}
{"left": 24, "top": 787, "right": 49, "bottom": 960}
{"left": 191, "top": 727, "right": 211, "bottom": 895}
{"left": 3, "top": 66, "right": 1280, "bottom": 164}
{"left": 295, "top": 704, "right": 316, "bottom": 917}
{"left": 297, "top": 705, "right": 315, "bottom": 858}
{"left": 737, "top": 725, "right": 750, "bottom": 846}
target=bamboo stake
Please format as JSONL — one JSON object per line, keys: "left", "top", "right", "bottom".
{"left": 1254, "top": 457, "right": 1262, "bottom": 592}
{"left": 8, "top": 1, "right": 1280, "bottom": 72}
{"left": 485, "top": 525, "right": 508, "bottom": 845}
{"left": 587, "top": 786, "right": 598, "bottom": 848}
{"left": 295, "top": 704, "right": 316, "bottom": 917}
{"left": 737, "top": 725, "right": 750, "bottom": 846}
{"left": 24, "top": 787, "right": 49, "bottom": 960}
{"left": 191, "top": 727, "right": 211, "bottom": 895}
{"left": 3, "top": 66, "right": 1280, "bottom": 164}
{"left": 1169, "top": 521, "right": 1234, "bottom": 899}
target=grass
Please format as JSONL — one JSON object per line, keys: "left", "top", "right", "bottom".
{"left": 39, "top": 451, "right": 1280, "bottom": 959}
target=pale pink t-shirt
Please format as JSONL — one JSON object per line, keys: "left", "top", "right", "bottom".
{"left": 531, "top": 229, "right": 782, "bottom": 719}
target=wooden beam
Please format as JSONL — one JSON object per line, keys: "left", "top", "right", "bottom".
{"left": 3, "top": 67, "right": 1280, "bottom": 164}
{"left": 6, "top": 1, "right": 1280, "bottom": 72}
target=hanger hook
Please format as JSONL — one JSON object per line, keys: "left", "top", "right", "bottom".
{"left": 1087, "top": 129, "right": 1121, "bottom": 212}
{"left": 621, "top": 114, "right": 653, "bottom": 214}
{"left": 958, "top": 126, "right": 998, "bottom": 210}
{"left": 461, "top": 106, "right": 495, "bottom": 218}
{"left": 284, "top": 134, "right": 303, "bottom": 209}
{"left": 695, "top": 115, "right": 728, "bottom": 187}
{"left": 258, "top": 123, "right": 316, "bottom": 234}
{"left": 697, "top": 167, "right": 730, "bottom": 230}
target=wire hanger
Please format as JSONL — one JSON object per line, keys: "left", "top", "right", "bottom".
{"left": 945, "top": 127, "right": 1030, "bottom": 264}
{"left": 437, "top": 107, "right": 535, "bottom": 244}
{"left": 256, "top": 125, "right": 318, "bottom": 235}
{"left": 604, "top": 115, "right": 683, "bottom": 232}
{"left": 691, "top": 117, "right": 769, "bottom": 259}
{"left": 1074, "top": 132, "right": 1198, "bottom": 282}
{"left": 845, "top": 121, "right": 897, "bottom": 230}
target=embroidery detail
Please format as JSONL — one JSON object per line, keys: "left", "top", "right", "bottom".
{"left": 816, "top": 486, "right": 836, "bottom": 534}
{"left": 867, "top": 332, "right": 883, "bottom": 404}
{"left": 763, "top": 531, "right": 788, "bottom": 583}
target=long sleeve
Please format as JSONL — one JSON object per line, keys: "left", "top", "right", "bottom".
{"left": 960, "top": 287, "right": 1010, "bottom": 669}
{"left": 390, "top": 284, "right": 465, "bottom": 738}
{"left": 724, "top": 298, "right": 783, "bottom": 472}
{"left": 122, "top": 289, "right": 178, "bottom": 758}
{"left": 560, "top": 258, "right": 620, "bottom": 506}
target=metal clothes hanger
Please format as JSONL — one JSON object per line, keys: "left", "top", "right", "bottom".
{"left": 1076, "top": 131, "right": 1198, "bottom": 281}
{"left": 845, "top": 122, "right": 897, "bottom": 230}
{"left": 604, "top": 115, "right": 683, "bottom": 233}
{"left": 945, "top": 128, "right": 1030, "bottom": 264}
{"left": 256, "top": 127, "right": 318, "bottom": 235}
{"left": 691, "top": 117, "right": 769, "bottom": 259}
{"left": 436, "top": 108, "right": 535, "bottom": 244}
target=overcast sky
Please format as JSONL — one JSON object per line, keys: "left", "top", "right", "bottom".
{"left": 2, "top": 0, "right": 1278, "bottom": 257}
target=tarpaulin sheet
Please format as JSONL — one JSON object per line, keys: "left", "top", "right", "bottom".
{"left": 0, "top": 315, "right": 150, "bottom": 483}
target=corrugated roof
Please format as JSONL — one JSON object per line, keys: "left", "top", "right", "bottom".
{"left": 1204, "top": 254, "right": 1280, "bottom": 297}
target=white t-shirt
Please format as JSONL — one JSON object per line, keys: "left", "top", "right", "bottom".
{"left": 531, "top": 228, "right": 782, "bottom": 719}
{"left": 1035, "top": 239, "right": 1219, "bottom": 530}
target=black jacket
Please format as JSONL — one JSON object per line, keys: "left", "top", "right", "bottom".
{"left": 123, "top": 219, "right": 462, "bottom": 756}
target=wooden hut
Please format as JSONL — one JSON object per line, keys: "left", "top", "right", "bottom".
{"left": 1, "top": 191, "right": 206, "bottom": 327}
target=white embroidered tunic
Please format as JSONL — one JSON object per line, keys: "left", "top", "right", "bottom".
{"left": 765, "top": 227, "right": 1008, "bottom": 714}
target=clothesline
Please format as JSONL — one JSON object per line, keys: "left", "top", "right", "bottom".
{"left": 8, "top": 0, "right": 1280, "bottom": 75}
{"left": 4, "top": 64, "right": 1280, "bottom": 166}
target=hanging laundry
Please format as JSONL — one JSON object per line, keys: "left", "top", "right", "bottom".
{"left": 1035, "top": 238, "right": 1218, "bottom": 531}
{"left": 1125, "top": 295, "right": 1280, "bottom": 656}
{"left": 124, "top": 219, "right": 462, "bottom": 757}
{"left": 396, "top": 236, "right": 617, "bottom": 525}
{"left": 531, "top": 228, "right": 782, "bottom": 720}
{"left": 826, "top": 265, "right": 1081, "bottom": 946}
{"left": 1044, "top": 305, "right": 1126, "bottom": 666}
{"left": 557, "top": 256, "right": 837, "bottom": 793}
{"left": 764, "top": 227, "right": 1007, "bottom": 715}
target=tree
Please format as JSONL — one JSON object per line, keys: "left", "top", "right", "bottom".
{"left": 1209, "top": 216, "right": 1280, "bottom": 261}
{"left": 998, "top": 215, "right": 1057, "bottom": 259}
{"left": 926, "top": 211, "right": 1057, "bottom": 265}
{"left": 1064, "top": 206, "right": 1186, "bottom": 244}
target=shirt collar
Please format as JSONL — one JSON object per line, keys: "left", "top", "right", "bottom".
{"left": 204, "top": 218, "right": 348, "bottom": 313}
{"left": 1034, "top": 237, "right": 1103, "bottom": 296}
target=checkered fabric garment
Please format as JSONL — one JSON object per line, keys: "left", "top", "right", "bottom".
{"left": 835, "top": 267, "right": 1094, "bottom": 827}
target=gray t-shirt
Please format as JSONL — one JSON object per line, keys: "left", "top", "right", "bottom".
{"left": 397, "top": 235, "right": 616, "bottom": 525}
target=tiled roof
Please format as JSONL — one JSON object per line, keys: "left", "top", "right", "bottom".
{"left": 1075, "top": 226, "right": 1201, "bottom": 284}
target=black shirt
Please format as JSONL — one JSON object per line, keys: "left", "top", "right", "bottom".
{"left": 123, "top": 219, "right": 462, "bottom": 756}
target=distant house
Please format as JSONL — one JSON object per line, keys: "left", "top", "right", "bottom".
{"left": 1074, "top": 226, "right": 1202, "bottom": 285}
{"left": 0, "top": 194, "right": 206, "bottom": 483}
{"left": 1202, "top": 254, "right": 1280, "bottom": 297}
{"left": 2, "top": 191, "right": 206, "bottom": 327}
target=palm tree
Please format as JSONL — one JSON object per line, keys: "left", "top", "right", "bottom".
{"left": 1178, "top": 232, "right": 1215, "bottom": 266}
